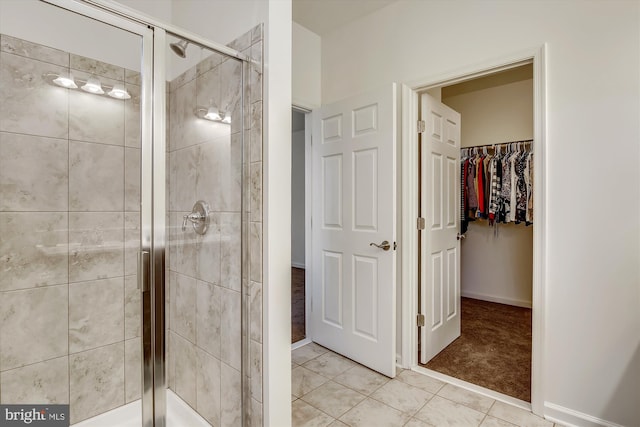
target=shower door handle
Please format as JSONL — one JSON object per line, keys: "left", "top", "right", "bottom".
{"left": 137, "top": 250, "right": 150, "bottom": 292}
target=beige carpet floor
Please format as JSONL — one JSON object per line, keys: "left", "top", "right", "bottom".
{"left": 423, "top": 297, "right": 532, "bottom": 402}
{"left": 291, "top": 267, "right": 306, "bottom": 343}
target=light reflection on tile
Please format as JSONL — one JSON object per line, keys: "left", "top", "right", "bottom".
{"left": 69, "top": 212, "right": 124, "bottom": 282}
{"left": 0, "top": 52, "right": 68, "bottom": 138}
{"left": 0, "top": 212, "right": 68, "bottom": 292}
{"left": 69, "top": 70, "right": 124, "bottom": 146}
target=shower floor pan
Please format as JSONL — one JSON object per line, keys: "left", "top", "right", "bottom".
{"left": 72, "top": 389, "right": 210, "bottom": 427}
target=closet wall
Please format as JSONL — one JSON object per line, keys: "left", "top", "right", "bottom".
{"left": 442, "top": 65, "right": 533, "bottom": 307}
{"left": 291, "top": 111, "right": 305, "bottom": 268}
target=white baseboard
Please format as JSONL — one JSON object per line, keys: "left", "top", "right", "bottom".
{"left": 291, "top": 337, "right": 312, "bottom": 350}
{"left": 544, "top": 402, "right": 626, "bottom": 427}
{"left": 461, "top": 290, "right": 532, "bottom": 308}
{"left": 291, "top": 262, "right": 306, "bottom": 269}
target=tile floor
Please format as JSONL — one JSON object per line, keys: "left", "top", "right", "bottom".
{"left": 292, "top": 343, "right": 562, "bottom": 427}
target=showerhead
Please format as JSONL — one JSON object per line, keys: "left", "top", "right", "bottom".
{"left": 170, "top": 39, "right": 189, "bottom": 58}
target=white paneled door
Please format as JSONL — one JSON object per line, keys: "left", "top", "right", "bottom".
{"left": 419, "top": 93, "right": 462, "bottom": 364}
{"left": 311, "top": 84, "right": 397, "bottom": 377}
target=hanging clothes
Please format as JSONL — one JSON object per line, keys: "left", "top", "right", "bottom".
{"left": 460, "top": 140, "right": 533, "bottom": 233}
{"left": 466, "top": 157, "right": 478, "bottom": 217}
{"left": 488, "top": 153, "right": 502, "bottom": 225}
{"left": 525, "top": 151, "right": 534, "bottom": 224}
{"left": 461, "top": 159, "right": 468, "bottom": 234}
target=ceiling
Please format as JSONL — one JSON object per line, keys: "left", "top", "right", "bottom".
{"left": 293, "top": 0, "right": 399, "bottom": 35}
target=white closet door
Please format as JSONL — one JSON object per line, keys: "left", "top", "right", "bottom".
{"left": 419, "top": 93, "right": 462, "bottom": 364}
{"left": 311, "top": 84, "right": 397, "bottom": 377}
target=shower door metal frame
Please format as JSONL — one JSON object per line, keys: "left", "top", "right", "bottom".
{"left": 38, "top": 1, "right": 250, "bottom": 426}
{"left": 37, "top": 0, "right": 156, "bottom": 425}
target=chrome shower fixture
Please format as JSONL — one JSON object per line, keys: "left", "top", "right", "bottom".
{"left": 170, "top": 39, "right": 189, "bottom": 58}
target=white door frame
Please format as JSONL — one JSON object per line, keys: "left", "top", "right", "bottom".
{"left": 291, "top": 105, "right": 313, "bottom": 349}
{"left": 399, "top": 45, "right": 547, "bottom": 415}
{"left": 303, "top": 108, "right": 313, "bottom": 346}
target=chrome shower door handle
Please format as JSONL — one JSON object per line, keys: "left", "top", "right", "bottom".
{"left": 370, "top": 240, "right": 391, "bottom": 251}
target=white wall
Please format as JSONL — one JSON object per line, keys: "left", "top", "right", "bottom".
{"left": 0, "top": 0, "right": 142, "bottom": 70}
{"left": 292, "top": 22, "right": 321, "bottom": 108}
{"left": 112, "top": 0, "right": 172, "bottom": 21}
{"left": 442, "top": 71, "right": 534, "bottom": 308}
{"left": 263, "top": 1, "right": 292, "bottom": 425}
{"left": 321, "top": 1, "right": 640, "bottom": 425}
{"left": 291, "top": 128, "right": 306, "bottom": 267}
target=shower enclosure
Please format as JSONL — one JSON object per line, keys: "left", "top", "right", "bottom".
{"left": 0, "top": 0, "right": 262, "bottom": 426}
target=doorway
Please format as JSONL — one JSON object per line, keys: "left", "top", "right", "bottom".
{"left": 418, "top": 64, "right": 534, "bottom": 402}
{"left": 291, "top": 108, "right": 309, "bottom": 344}
{"left": 420, "top": 65, "right": 534, "bottom": 403}
{"left": 401, "top": 47, "right": 546, "bottom": 414}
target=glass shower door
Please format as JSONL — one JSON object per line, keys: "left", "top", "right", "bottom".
{"left": 0, "top": 1, "right": 151, "bottom": 425}
{"left": 157, "top": 29, "right": 246, "bottom": 427}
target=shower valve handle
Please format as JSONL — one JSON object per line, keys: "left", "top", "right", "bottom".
{"left": 182, "top": 212, "right": 204, "bottom": 231}
{"left": 181, "top": 201, "right": 211, "bottom": 235}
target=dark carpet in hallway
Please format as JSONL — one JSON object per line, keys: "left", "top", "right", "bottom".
{"left": 291, "top": 267, "right": 305, "bottom": 343}
{"left": 423, "top": 297, "right": 532, "bottom": 402}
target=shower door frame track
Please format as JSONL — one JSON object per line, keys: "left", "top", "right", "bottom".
{"left": 40, "top": 1, "right": 251, "bottom": 426}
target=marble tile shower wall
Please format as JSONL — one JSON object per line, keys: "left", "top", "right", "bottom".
{"left": 0, "top": 35, "right": 142, "bottom": 424}
{"left": 165, "top": 24, "right": 263, "bottom": 427}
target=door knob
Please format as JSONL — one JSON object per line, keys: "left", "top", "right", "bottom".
{"left": 457, "top": 233, "right": 466, "bottom": 240}
{"left": 370, "top": 240, "right": 391, "bottom": 251}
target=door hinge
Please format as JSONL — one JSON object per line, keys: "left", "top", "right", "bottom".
{"left": 417, "top": 314, "right": 425, "bottom": 327}
{"left": 417, "top": 120, "right": 426, "bottom": 133}
{"left": 417, "top": 217, "right": 426, "bottom": 230}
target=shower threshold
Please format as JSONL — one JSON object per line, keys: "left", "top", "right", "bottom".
{"left": 72, "top": 389, "right": 210, "bottom": 427}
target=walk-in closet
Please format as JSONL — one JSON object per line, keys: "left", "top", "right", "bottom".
{"left": 420, "top": 64, "right": 534, "bottom": 402}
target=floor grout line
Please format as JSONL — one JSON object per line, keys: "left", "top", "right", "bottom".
{"left": 292, "top": 345, "right": 551, "bottom": 427}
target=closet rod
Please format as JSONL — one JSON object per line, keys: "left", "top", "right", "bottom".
{"left": 463, "top": 139, "right": 533, "bottom": 150}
